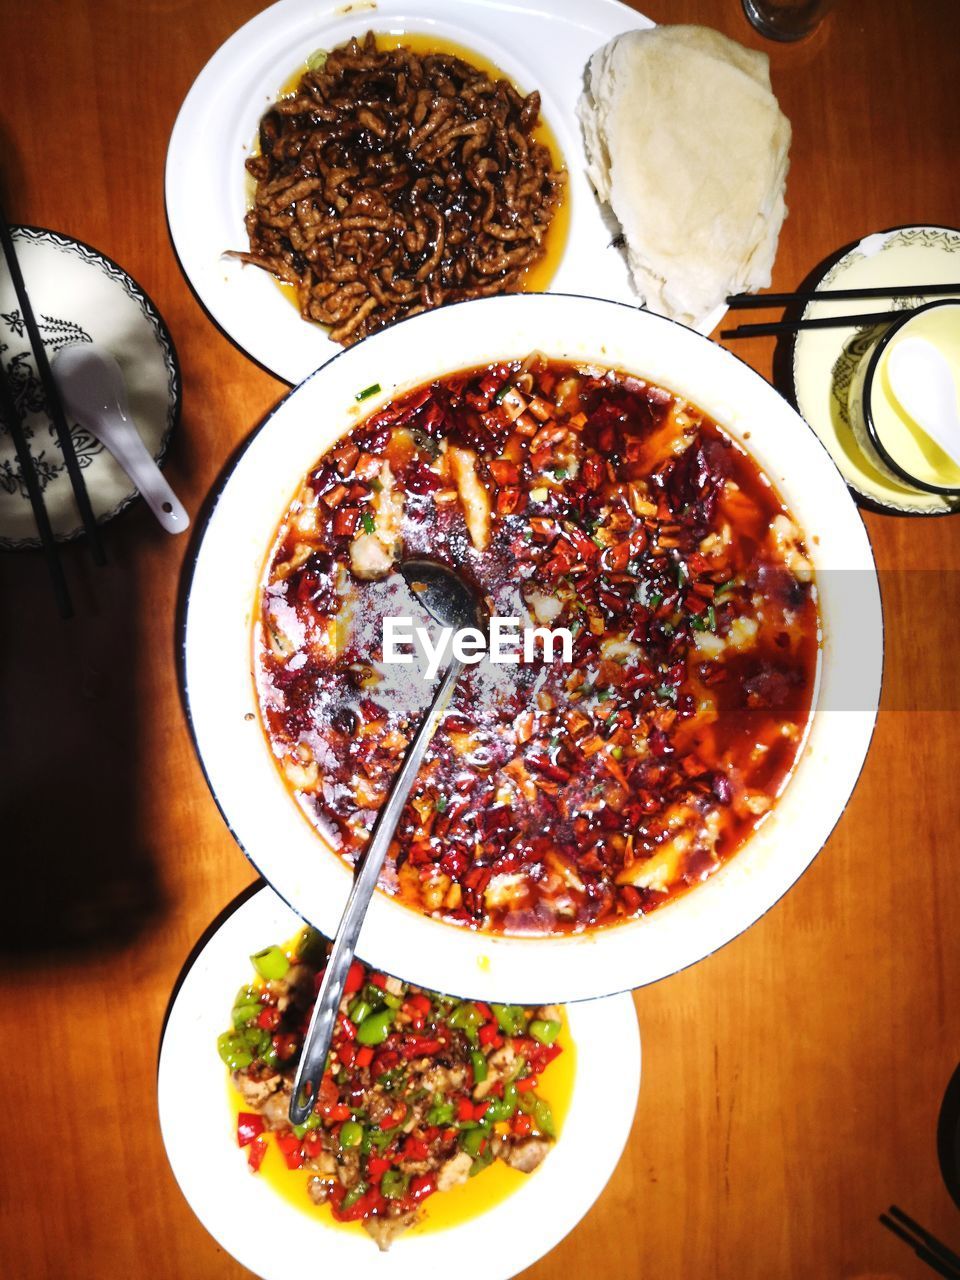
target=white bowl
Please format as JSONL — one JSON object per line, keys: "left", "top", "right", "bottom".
{"left": 158, "top": 884, "right": 641, "bottom": 1280}
{"left": 182, "top": 292, "right": 882, "bottom": 1003}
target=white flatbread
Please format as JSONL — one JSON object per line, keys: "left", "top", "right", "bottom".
{"left": 578, "top": 26, "right": 791, "bottom": 329}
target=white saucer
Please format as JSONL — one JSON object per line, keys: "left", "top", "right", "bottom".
{"left": 0, "top": 226, "right": 180, "bottom": 548}
{"left": 792, "top": 224, "right": 960, "bottom": 517}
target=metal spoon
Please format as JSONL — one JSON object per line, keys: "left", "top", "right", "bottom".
{"left": 52, "top": 343, "right": 189, "bottom": 534}
{"left": 887, "top": 335, "right": 960, "bottom": 467}
{"left": 288, "top": 558, "right": 486, "bottom": 1125}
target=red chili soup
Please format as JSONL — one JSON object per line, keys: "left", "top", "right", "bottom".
{"left": 255, "top": 357, "right": 820, "bottom": 934}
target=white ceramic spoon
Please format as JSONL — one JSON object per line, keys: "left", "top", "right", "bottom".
{"left": 886, "top": 336, "right": 960, "bottom": 467}
{"left": 52, "top": 344, "right": 189, "bottom": 534}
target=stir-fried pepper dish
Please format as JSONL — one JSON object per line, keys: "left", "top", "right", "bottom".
{"left": 256, "top": 356, "right": 820, "bottom": 933}
{"left": 220, "top": 930, "right": 565, "bottom": 1249}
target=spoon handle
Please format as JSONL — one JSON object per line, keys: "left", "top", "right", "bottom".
{"left": 96, "top": 413, "right": 190, "bottom": 534}
{"left": 289, "top": 656, "right": 465, "bottom": 1125}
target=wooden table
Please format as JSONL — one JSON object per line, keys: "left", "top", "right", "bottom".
{"left": 2, "top": 1, "right": 958, "bottom": 1276}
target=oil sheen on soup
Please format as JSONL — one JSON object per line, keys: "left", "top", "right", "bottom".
{"left": 255, "top": 357, "right": 820, "bottom": 935}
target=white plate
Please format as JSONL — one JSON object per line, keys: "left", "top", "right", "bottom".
{"left": 0, "top": 227, "right": 180, "bottom": 548}
{"left": 157, "top": 883, "right": 641, "bottom": 1280}
{"left": 165, "top": 0, "right": 723, "bottom": 384}
{"left": 182, "top": 292, "right": 882, "bottom": 1004}
{"left": 792, "top": 224, "right": 960, "bottom": 517}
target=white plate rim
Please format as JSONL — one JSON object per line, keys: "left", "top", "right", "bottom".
{"left": 157, "top": 882, "right": 641, "bottom": 1280}
{"left": 179, "top": 291, "right": 883, "bottom": 1005}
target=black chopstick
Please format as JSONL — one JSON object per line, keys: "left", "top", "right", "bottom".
{"left": 727, "top": 283, "right": 960, "bottom": 308}
{"left": 0, "top": 212, "right": 105, "bottom": 565}
{"left": 721, "top": 309, "right": 908, "bottom": 339}
{"left": 880, "top": 1208, "right": 960, "bottom": 1279}
{"left": 889, "top": 1206, "right": 960, "bottom": 1272}
{"left": 0, "top": 359, "right": 73, "bottom": 618}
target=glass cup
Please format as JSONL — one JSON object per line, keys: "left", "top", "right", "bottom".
{"left": 741, "top": 0, "right": 832, "bottom": 41}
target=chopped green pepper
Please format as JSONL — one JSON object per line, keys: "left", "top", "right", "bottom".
{"left": 469, "top": 1145, "right": 496, "bottom": 1177}
{"left": 250, "top": 945, "right": 289, "bottom": 981}
{"left": 427, "top": 1098, "right": 456, "bottom": 1126}
{"left": 305, "top": 47, "right": 328, "bottom": 71}
{"left": 519, "top": 1092, "right": 556, "bottom": 1137}
{"left": 459, "top": 1127, "right": 486, "bottom": 1157}
{"left": 360, "top": 511, "right": 376, "bottom": 534}
{"left": 356, "top": 1007, "right": 394, "bottom": 1045}
{"left": 492, "top": 1004, "right": 527, "bottom": 1036}
{"left": 241, "top": 1025, "right": 271, "bottom": 1056}
{"left": 231, "top": 1001, "right": 262, "bottom": 1027}
{"left": 448, "top": 1002, "right": 484, "bottom": 1045}
{"left": 470, "top": 1050, "right": 488, "bottom": 1084}
{"left": 339, "top": 1121, "right": 364, "bottom": 1149}
{"left": 348, "top": 997, "right": 371, "bottom": 1025}
{"left": 341, "top": 1180, "right": 368, "bottom": 1210}
{"left": 381, "top": 1170, "right": 409, "bottom": 1199}
{"left": 365, "top": 1126, "right": 396, "bottom": 1151}
{"left": 483, "top": 1082, "right": 519, "bottom": 1124}
{"left": 216, "top": 1031, "right": 253, "bottom": 1071}
{"left": 294, "top": 928, "right": 327, "bottom": 968}
{"left": 529, "top": 1018, "right": 561, "bottom": 1045}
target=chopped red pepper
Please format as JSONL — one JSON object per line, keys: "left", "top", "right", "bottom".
{"left": 401, "top": 1036, "right": 443, "bottom": 1058}
{"left": 456, "top": 1096, "right": 474, "bottom": 1122}
{"left": 402, "top": 1135, "right": 430, "bottom": 1161}
{"left": 371, "top": 1049, "right": 400, "bottom": 1078}
{"left": 339, "top": 1042, "right": 356, "bottom": 1069}
{"left": 354, "top": 1045, "right": 374, "bottom": 1069}
{"left": 276, "top": 1132, "right": 304, "bottom": 1170}
{"left": 272, "top": 1032, "right": 299, "bottom": 1062}
{"left": 256, "top": 1006, "right": 281, "bottom": 1032}
{"left": 237, "top": 1112, "right": 265, "bottom": 1148}
{"left": 367, "top": 1155, "right": 391, "bottom": 1182}
{"left": 478, "top": 1022, "right": 502, "bottom": 1048}
{"left": 247, "top": 1136, "right": 268, "bottom": 1172}
{"left": 337, "top": 1014, "right": 357, "bottom": 1042}
{"left": 343, "top": 960, "right": 365, "bottom": 996}
{"left": 408, "top": 1174, "right": 437, "bottom": 1204}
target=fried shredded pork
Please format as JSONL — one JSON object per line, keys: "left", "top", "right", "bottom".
{"left": 230, "top": 32, "right": 565, "bottom": 345}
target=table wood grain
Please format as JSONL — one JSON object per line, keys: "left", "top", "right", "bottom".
{"left": 2, "top": 2, "right": 958, "bottom": 1276}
